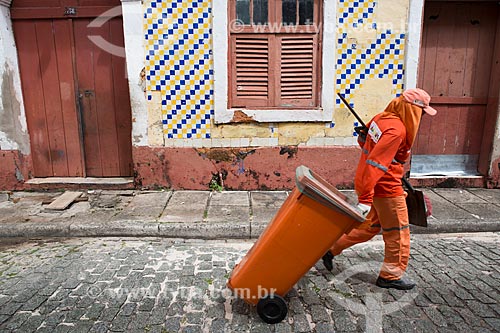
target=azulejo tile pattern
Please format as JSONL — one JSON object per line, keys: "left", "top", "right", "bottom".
{"left": 143, "top": 0, "right": 407, "bottom": 143}
{"left": 144, "top": 0, "right": 214, "bottom": 139}
{"left": 335, "top": 0, "right": 406, "bottom": 134}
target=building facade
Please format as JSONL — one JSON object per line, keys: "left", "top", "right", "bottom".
{"left": 1, "top": 0, "right": 499, "bottom": 190}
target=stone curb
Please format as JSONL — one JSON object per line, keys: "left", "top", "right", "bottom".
{"left": 411, "top": 219, "right": 500, "bottom": 234}
{"left": 0, "top": 219, "right": 498, "bottom": 239}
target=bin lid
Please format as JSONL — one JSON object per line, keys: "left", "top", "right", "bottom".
{"left": 295, "top": 165, "right": 364, "bottom": 223}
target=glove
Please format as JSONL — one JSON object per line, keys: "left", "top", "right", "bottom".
{"left": 354, "top": 125, "right": 367, "bottom": 140}
{"left": 356, "top": 203, "right": 371, "bottom": 218}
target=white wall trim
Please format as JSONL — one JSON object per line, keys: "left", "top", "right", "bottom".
{"left": 0, "top": 5, "right": 30, "bottom": 153}
{"left": 404, "top": 0, "right": 424, "bottom": 90}
{"left": 213, "top": 0, "right": 336, "bottom": 124}
{"left": 321, "top": 0, "right": 336, "bottom": 120}
{"left": 122, "top": 1, "right": 148, "bottom": 146}
{"left": 212, "top": 0, "right": 229, "bottom": 124}
{"left": 0, "top": 0, "right": 12, "bottom": 8}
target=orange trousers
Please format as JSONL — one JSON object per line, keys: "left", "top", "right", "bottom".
{"left": 329, "top": 195, "right": 410, "bottom": 280}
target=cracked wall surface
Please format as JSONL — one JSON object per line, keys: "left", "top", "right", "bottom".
{"left": 142, "top": 0, "right": 410, "bottom": 148}
{"left": 0, "top": 6, "right": 29, "bottom": 154}
{"left": 0, "top": 5, "right": 32, "bottom": 190}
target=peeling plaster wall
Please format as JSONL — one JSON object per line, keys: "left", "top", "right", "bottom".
{"left": 489, "top": 97, "right": 500, "bottom": 188}
{"left": 147, "top": 91, "right": 165, "bottom": 145}
{"left": 141, "top": 0, "right": 411, "bottom": 148}
{"left": 122, "top": 0, "right": 149, "bottom": 146}
{"left": 128, "top": 0, "right": 414, "bottom": 189}
{"left": 404, "top": 0, "right": 424, "bottom": 89}
{"left": 132, "top": 146, "right": 359, "bottom": 190}
{"left": 0, "top": 4, "right": 32, "bottom": 190}
{"left": 0, "top": 5, "right": 29, "bottom": 154}
{"left": 130, "top": 0, "right": 420, "bottom": 189}
{"left": 488, "top": 19, "right": 500, "bottom": 188}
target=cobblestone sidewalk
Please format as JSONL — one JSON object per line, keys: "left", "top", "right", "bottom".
{"left": 0, "top": 233, "right": 499, "bottom": 332}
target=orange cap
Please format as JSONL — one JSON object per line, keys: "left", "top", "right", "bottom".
{"left": 402, "top": 88, "right": 438, "bottom": 116}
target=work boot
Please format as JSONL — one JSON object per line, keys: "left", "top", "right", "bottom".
{"left": 375, "top": 276, "right": 416, "bottom": 290}
{"left": 322, "top": 251, "right": 334, "bottom": 271}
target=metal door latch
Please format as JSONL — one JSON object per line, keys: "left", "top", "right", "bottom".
{"left": 64, "top": 7, "right": 77, "bottom": 16}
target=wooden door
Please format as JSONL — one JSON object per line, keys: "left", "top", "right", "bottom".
{"left": 13, "top": 19, "right": 84, "bottom": 177}
{"left": 74, "top": 18, "right": 132, "bottom": 177}
{"left": 413, "top": 1, "right": 499, "bottom": 175}
{"left": 12, "top": 5, "right": 132, "bottom": 177}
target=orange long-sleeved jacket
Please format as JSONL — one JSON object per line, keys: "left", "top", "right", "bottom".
{"left": 354, "top": 97, "right": 423, "bottom": 205}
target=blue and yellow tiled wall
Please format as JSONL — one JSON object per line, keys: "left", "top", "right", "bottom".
{"left": 144, "top": 0, "right": 214, "bottom": 140}
{"left": 336, "top": 0, "right": 405, "bottom": 100}
{"left": 144, "top": 0, "right": 408, "bottom": 144}
{"left": 334, "top": 0, "right": 406, "bottom": 136}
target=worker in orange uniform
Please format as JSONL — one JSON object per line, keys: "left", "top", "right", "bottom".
{"left": 323, "top": 88, "right": 437, "bottom": 290}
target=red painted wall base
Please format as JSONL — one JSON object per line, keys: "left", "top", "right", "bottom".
{"left": 132, "top": 146, "right": 360, "bottom": 190}
{"left": 488, "top": 157, "right": 500, "bottom": 189}
{"left": 2, "top": 147, "right": 499, "bottom": 191}
{"left": 0, "top": 150, "right": 32, "bottom": 190}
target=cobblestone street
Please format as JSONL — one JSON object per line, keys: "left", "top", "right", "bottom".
{"left": 0, "top": 233, "right": 499, "bottom": 332}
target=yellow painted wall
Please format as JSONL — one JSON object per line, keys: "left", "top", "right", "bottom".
{"left": 144, "top": 0, "right": 410, "bottom": 147}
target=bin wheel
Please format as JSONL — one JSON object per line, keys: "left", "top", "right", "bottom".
{"left": 256, "top": 294, "right": 288, "bottom": 324}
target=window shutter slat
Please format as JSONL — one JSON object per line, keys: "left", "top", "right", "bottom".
{"left": 278, "top": 35, "right": 317, "bottom": 107}
{"left": 229, "top": 0, "right": 321, "bottom": 110}
{"left": 231, "top": 35, "right": 271, "bottom": 107}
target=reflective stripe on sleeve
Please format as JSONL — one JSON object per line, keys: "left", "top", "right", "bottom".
{"left": 366, "top": 159, "right": 388, "bottom": 172}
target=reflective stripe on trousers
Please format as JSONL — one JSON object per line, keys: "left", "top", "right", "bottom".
{"left": 329, "top": 195, "right": 410, "bottom": 280}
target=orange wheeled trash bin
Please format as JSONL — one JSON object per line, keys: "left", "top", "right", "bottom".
{"left": 227, "top": 165, "right": 364, "bottom": 324}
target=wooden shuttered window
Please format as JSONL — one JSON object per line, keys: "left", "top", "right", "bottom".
{"left": 230, "top": 34, "right": 318, "bottom": 108}
{"left": 231, "top": 35, "right": 271, "bottom": 107}
{"left": 278, "top": 35, "right": 317, "bottom": 107}
{"left": 229, "top": 0, "right": 321, "bottom": 109}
